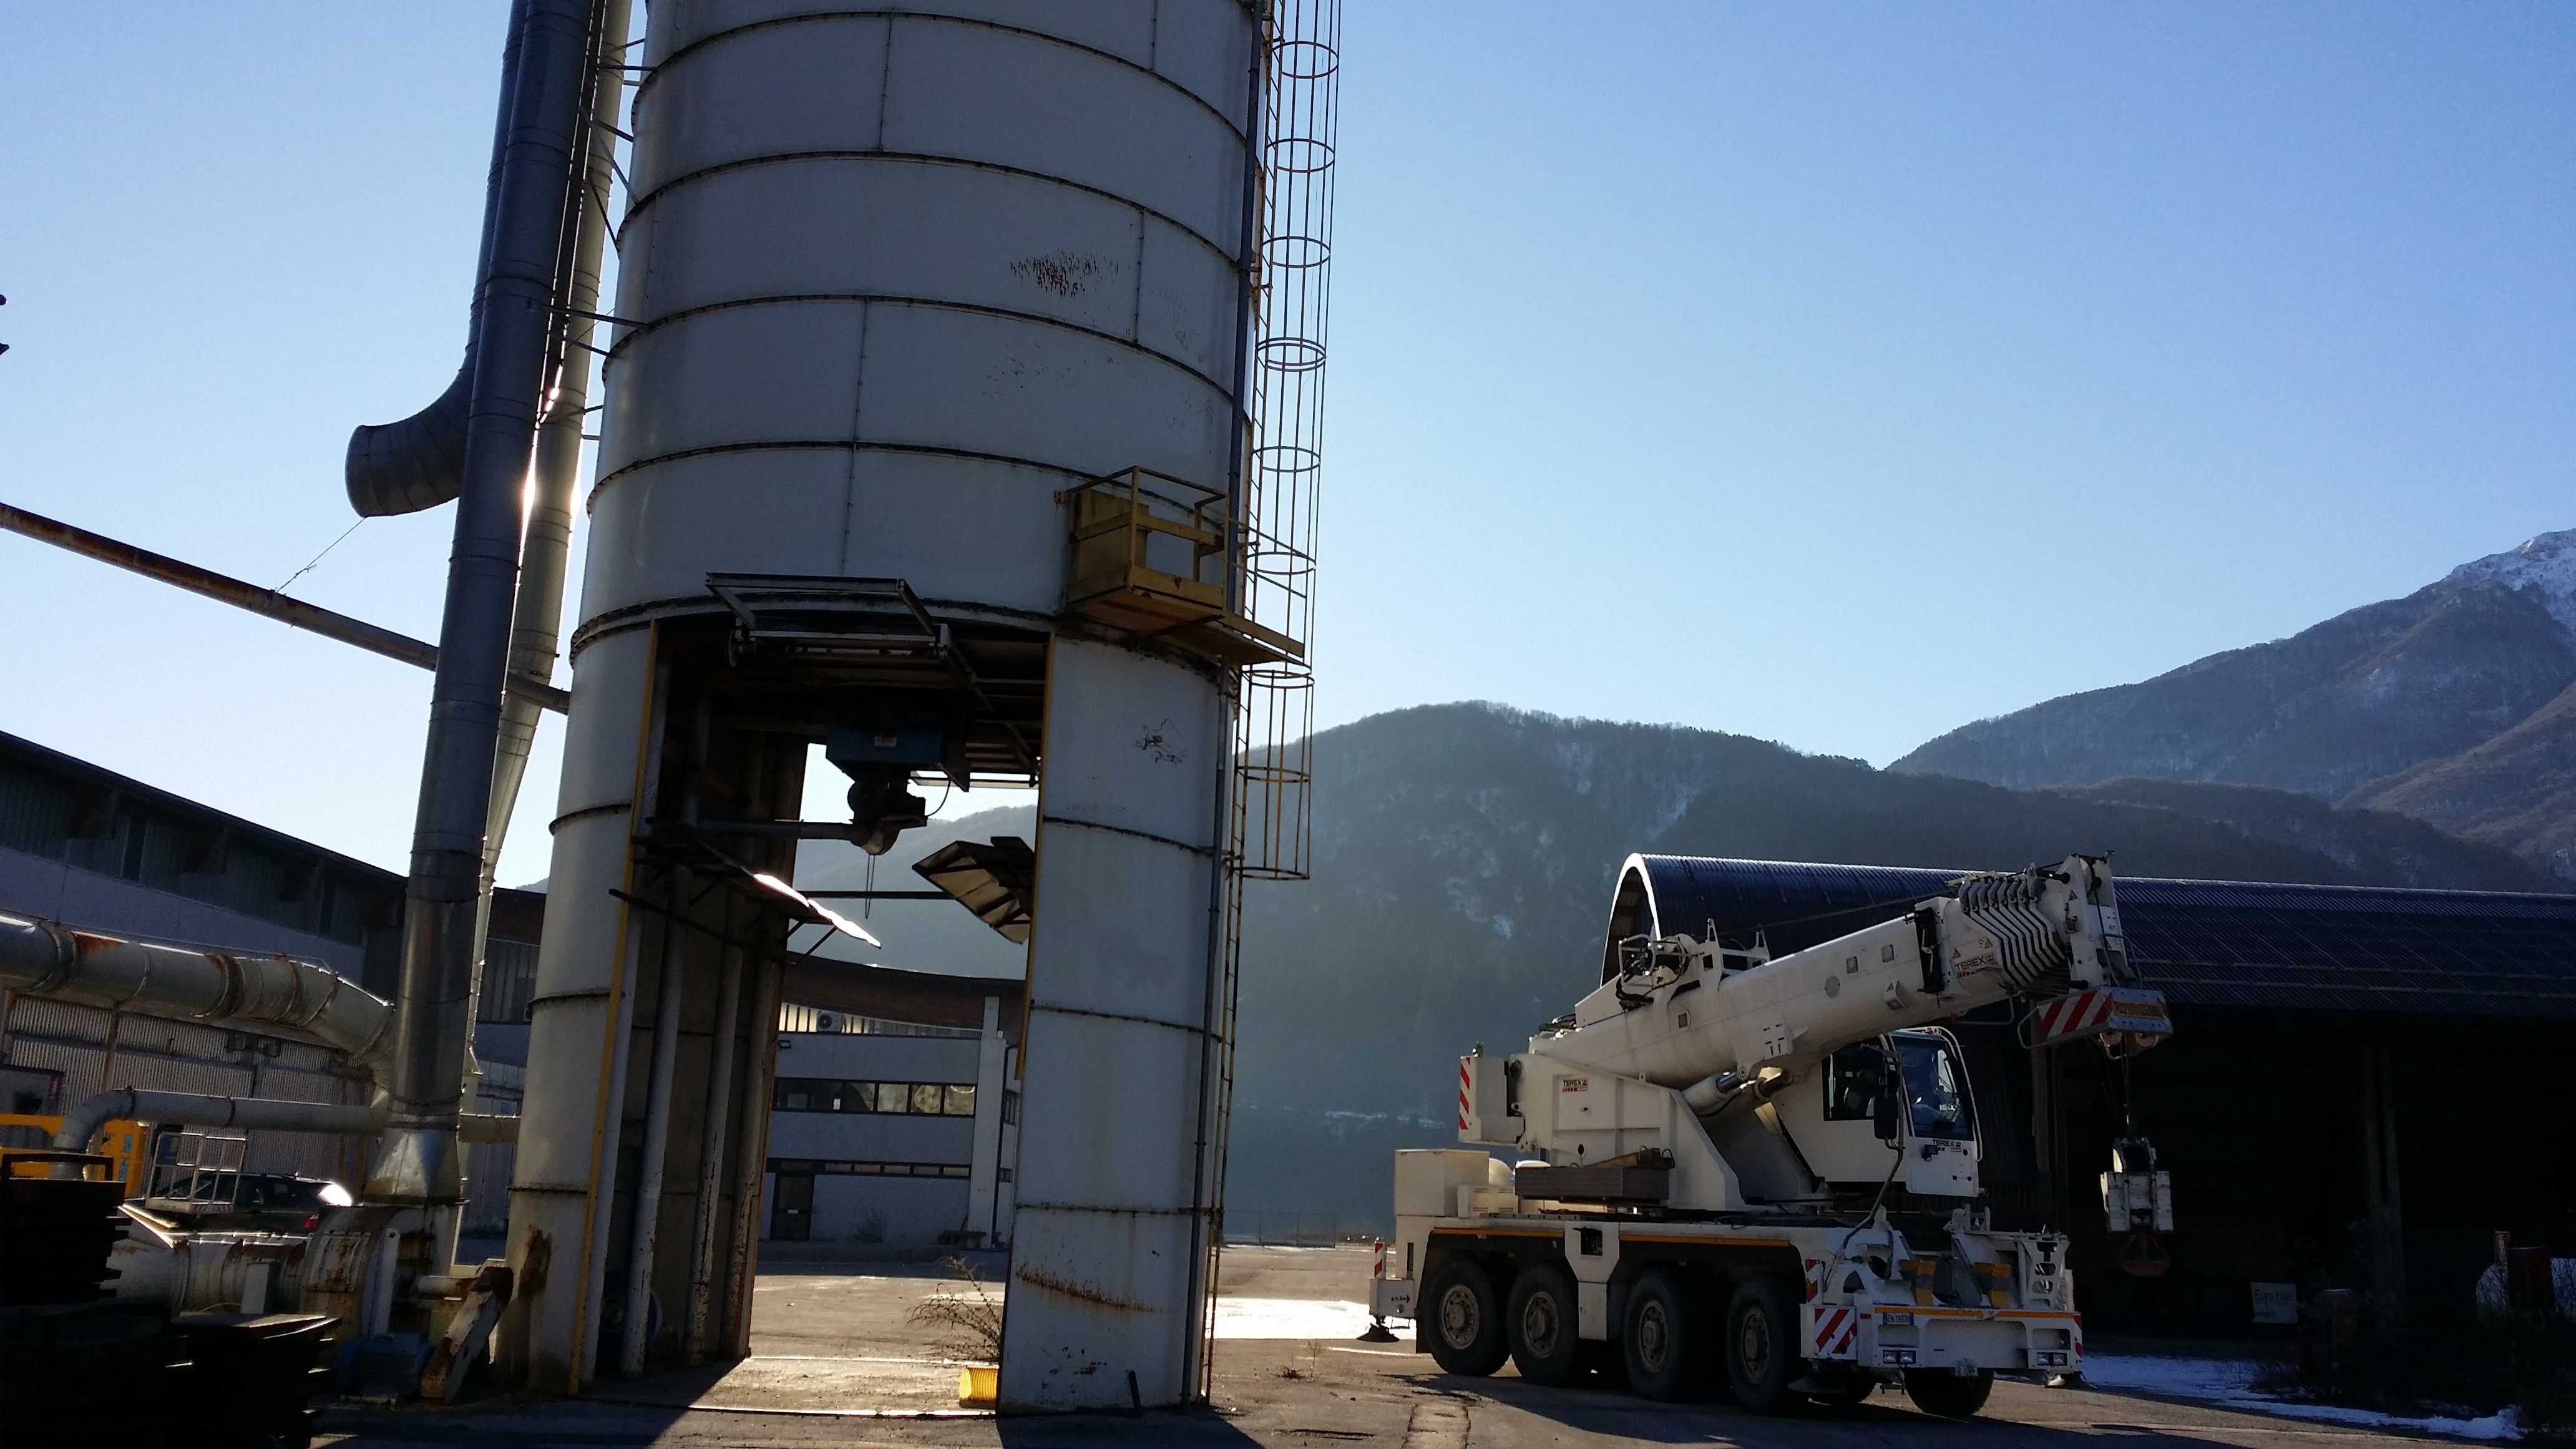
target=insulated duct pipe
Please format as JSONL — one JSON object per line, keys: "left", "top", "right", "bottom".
{"left": 370, "top": 0, "right": 599, "bottom": 1207}
{"left": 0, "top": 912, "right": 394, "bottom": 1066}
{"left": 343, "top": 0, "right": 534, "bottom": 517}
{"left": 466, "top": 0, "right": 633, "bottom": 1101}
{"left": 52, "top": 1088, "right": 516, "bottom": 1171}
{"left": 53, "top": 1089, "right": 520, "bottom": 1157}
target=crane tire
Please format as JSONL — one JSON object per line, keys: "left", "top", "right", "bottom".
{"left": 1505, "top": 1261, "right": 1584, "bottom": 1386}
{"left": 1904, "top": 1367, "right": 1994, "bottom": 1418}
{"left": 1422, "top": 1259, "right": 1508, "bottom": 1376}
{"left": 1722, "top": 1274, "right": 1800, "bottom": 1415}
{"left": 1621, "top": 1268, "right": 1705, "bottom": 1402}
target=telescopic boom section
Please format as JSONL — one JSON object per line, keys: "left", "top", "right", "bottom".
{"left": 1536, "top": 854, "right": 2165, "bottom": 1096}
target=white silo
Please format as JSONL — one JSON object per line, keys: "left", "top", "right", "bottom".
{"left": 503, "top": 0, "right": 1317, "bottom": 1411}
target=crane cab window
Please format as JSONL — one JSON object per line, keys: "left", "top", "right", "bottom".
{"left": 1823, "top": 1042, "right": 1886, "bottom": 1122}
{"left": 1894, "top": 1034, "right": 1976, "bottom": 1142}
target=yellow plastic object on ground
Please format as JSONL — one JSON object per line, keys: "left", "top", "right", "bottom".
{"left": 957, "top": 1364, "right": 998, "bottom": 1406}
{"left": 0, "top": 1115, "right": 149, "bottom": 1195}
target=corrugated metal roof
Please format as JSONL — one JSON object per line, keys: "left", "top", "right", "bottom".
{"left": 1627, "top": 856, "right": 2576, "bottom": 1021}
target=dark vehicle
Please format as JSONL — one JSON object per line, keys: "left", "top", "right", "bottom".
{"left": 146, "top": 1172, "right": 353, "bottom": 1233}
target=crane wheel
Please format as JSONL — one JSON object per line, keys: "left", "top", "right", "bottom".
{"left": 1505, "top": 1262, "right": 1583, "bottom": 1386}
{"left": 1422, "top": 1260, "right": 1507, "bottom": 1376}
{"left": 1904, "top": 1368, "right": 1995, "bottom": 1418}
{"left": 1722, "top": 1274, "right": 1800, "bottom": 1415}
{"left": 1620, "top": 1268, "right": 1705, "bottom": 1402}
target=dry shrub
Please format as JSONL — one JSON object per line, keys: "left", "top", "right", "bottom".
{"left": 906, "top": 1256, "right": 1003, "bottom": 1364}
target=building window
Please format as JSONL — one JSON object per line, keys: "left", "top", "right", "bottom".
{"left": 1823, "top": 1042, "right": 1886, "bottom": 1123}
{"left": 768, "top": 1157, "right": 969, "bottom": 1179}
{"left": 773, "top": 1076, "right": 980, "bottom": 1116}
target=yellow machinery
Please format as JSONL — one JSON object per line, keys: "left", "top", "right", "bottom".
{"left": 1063, "top": 467, "right": 1303, "bottom": 667}
{"left": 0, "top": 1114, "right": 150, "bottom": 1196}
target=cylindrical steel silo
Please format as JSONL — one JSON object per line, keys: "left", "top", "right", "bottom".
{"left": 505, "top": 0, "right": 1267, "bottom": 1408}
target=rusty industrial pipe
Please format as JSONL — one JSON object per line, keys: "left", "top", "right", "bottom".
{"left": 0, "top": 500, "right": 567, "bottom": 713}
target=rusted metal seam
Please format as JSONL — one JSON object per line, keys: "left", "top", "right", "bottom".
{"left": 1015, "top": 1201, "right": 1200, "bottom": 1217}
{"left": 634, "top": 11, "right": 1251, "bottom": 138}
{"left": 1012, "top": 1263, "right": 1153, "bottom": 1312}
{"left": 526, "top": 985, "right": 616, "bottom": 1008}
{"left": 600, "top": 291, "right": 1236, "bottom": 401}
{"left": 587, "top": 434, "right": 1092, "bottom": 514}
{"left": 623, "top": 150, "right": 1239, "bottom": 263}
{"left": 550, "top": 799, "right": 634, "bottom": 832}
{"left": 1036, "top": 813, "right": 1215, "bottom": 859}
{"left": 1026, "top": 1000, "right": 1211, "bottom": 1038}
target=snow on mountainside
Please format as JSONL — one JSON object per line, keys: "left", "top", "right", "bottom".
{"left": 1895, "top": 527, "right": 2576, "bottom": 879}
{"left": 2445, "top": 527, "right": 2576, "bottom": 635}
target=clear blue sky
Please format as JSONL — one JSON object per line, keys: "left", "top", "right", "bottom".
{"left": 3, "top": 4, "right": 2569, "bottom": 886}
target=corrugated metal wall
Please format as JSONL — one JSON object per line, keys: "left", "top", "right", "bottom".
{"left": 0, "top": 733, "right": 406, "bottom": 958}
{"left": 1, "top": 995, "right": 369, "bottom": 1184}
{"left": 464, "top": 1058, "right": 524, "bottom": 1236}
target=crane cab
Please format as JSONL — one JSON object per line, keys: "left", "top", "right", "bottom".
{"left": 1759, "top": 1028, "right": 1982, "bottom": 1203}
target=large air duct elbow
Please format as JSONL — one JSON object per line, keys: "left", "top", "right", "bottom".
{"left": 0, "top": 912, "right": 395, "bottom": 1066}
{"left": 347, "top": 364, "right": 473, "bottom": 516}
{"left": 342, "top": 0, "right": 536, "bottom": 519}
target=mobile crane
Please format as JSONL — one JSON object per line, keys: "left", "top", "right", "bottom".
{"left": 1365, "top": 854, "right": 2172, "bottom": 1417}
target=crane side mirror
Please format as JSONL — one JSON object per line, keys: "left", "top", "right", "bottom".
{"left": 1873, "top": 1060, "right": 1901, "bottom": 1144}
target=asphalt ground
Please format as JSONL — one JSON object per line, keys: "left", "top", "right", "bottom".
{"left": 320, "top": 1246, "right": 2466, "bottom": 1448}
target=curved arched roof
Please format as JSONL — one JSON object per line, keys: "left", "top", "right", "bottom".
{"left": 1616, "top": 854, "right": 2576, "bottom": 1020}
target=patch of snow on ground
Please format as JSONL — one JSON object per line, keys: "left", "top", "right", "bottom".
{"left": 2080, "top": 1355, "right": 2265, "bottom": 1396}
{"left": 2084, "top": 1355, "right": 2523, "bottom": 1442}
{"left": 1210, "top": 1297, "right": 1375, "bottom": 1340}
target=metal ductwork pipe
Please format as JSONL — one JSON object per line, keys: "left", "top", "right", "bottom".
{"left": 466, "top": 0, "right": 633, "bottom": 1104}
{"left": 0, "top": 912, "right": 394, "bottom": 1065}
{"left": 51, "top": 1088, "right": 516, "bottom": 1177}
{"left": 344, "top": 0, "right": 535, "bottom": 517}
{"left": 369, "top": 0, "right": 601, "bottom": 1207}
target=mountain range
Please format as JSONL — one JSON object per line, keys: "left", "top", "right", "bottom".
{"left": 1895, "top": 529, "right": 2576, "bottom": 879}
{"left": 779, "top": 527, "right": 2576, "bottom": 1226}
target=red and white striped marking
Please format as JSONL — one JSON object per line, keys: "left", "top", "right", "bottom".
{"left": 1808, "top": 1305, "right": 1860, "bottom": 1359}
{"left": 1802, "top": 1258, "right": 1827, "bottom": 1303}
{"left": 1457, "top": 1060, "right": 1473, "bottom": 1130}
{"left": 2034, "top": 987, "right": 2172, "bottom": 1046}
{"left": 1372, "top": 1240, "right": 1387, "bottom": 1280}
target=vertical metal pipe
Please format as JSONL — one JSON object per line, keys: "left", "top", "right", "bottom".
{"left": 369, "top": 0, "right": 598, "bottom": 1207}
{"left": 681, "top": 897, "right": 744, "bottom": 1364}
{"left": 343, "top": 0, "right": 529, "bottom": 518}
{"left": 618, "top": 911, "right": 686, "bottom": 1374}
{"left": 464, "top": 0, "right": 636, "bottom": 1107}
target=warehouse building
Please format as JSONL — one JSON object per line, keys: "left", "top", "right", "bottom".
{"left": 0, "top": 728, "right": 536, "bottom": 1224}
{"left": 1, "top": 727, "right": 1026, "bottom": 1252}
{"left": 1620, "top": 856, "right": 2576, "bottom": 1338}
{"left": 763, "top": 1000, "right": 1019, "bottom": 1249}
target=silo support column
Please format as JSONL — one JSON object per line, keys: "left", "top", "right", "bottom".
{"left": 998, "top": 638, "right": 1229, "bottom": 1412}
{"left": 501, "top": 628, "right": 661, "bottom": 1390}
